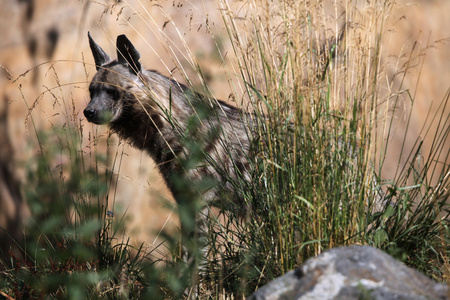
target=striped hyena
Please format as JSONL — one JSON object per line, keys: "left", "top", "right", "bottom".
{"left": 84, "top": 33, "right": 252, "bottom": 251}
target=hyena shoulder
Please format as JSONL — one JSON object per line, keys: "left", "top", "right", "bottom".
{"left": 85, "top": 33, "right": 251, "bottom": 208}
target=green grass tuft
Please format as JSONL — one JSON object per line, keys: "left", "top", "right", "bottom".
{"left": 1, "top": 0, "right": 448, "bottom": 299}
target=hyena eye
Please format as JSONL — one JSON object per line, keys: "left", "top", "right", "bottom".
{"left": 106, "top": 88, "right": 120, "bottom": 101}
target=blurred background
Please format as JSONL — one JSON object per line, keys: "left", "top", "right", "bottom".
{"left": 1, "top": 0, "right": 449, "bottom": 258}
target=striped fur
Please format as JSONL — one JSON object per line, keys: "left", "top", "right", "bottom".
{"left": 84, "top": 33, "right": 251, "bottom": 212}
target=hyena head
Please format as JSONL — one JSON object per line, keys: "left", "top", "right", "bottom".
{"left": 84, "top": 32, "right": 142, "bottom": 125}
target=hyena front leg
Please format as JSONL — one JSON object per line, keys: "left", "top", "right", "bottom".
{"left": 85, "top": 33, "right": 251, "bottom": 295}
{"left": 179, "top": 207, "right": 210, "bottom": 298}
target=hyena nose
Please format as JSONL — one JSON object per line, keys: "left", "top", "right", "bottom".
{"left": 83, "top": 107, "right": 96, "bottom": 120}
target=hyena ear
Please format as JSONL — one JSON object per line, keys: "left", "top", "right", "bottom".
{"left": 88, "top": 32, "right": 111, "bottom": 70}
{"left": 116, "top": 34, "right": 141, "bottom": 75}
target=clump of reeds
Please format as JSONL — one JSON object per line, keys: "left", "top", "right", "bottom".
{"left": 1, "top": 0, "right": 447, "bottom": 299}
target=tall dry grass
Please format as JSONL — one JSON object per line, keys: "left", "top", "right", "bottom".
{"left": 0, "top": 0, "right": 448, "bottom": 299}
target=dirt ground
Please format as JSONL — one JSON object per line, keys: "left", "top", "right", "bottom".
{"left": 1, "top": 0, "right": 449, "bottom": 255}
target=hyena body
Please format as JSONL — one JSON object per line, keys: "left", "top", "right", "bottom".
{"left": 84, "top": 33, "right": 251, "bottom": 234}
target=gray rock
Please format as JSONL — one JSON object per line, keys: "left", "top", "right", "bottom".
{"left": 248, "top": 245, "right": 448, "bottom": 300}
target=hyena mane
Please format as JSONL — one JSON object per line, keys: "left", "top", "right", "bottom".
{"left": 84, "top": 33, "right": 251, "bottom": 208}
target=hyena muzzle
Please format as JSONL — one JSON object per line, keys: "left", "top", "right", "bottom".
{"left": 84, "top": 32, "right": 252, "bottom": 261}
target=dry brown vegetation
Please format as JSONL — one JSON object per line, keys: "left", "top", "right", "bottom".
{"left": 0, "top": 0, "right": 448, "bottom": 298}
{"left": 1, "top": 0, "right": 448, "bottom": 251}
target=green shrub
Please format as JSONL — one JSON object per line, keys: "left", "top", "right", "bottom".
{"left": 1, "top": 0, "right": 448, "bottom": 299}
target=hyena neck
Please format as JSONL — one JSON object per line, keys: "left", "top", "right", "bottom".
{"left": 117, "top": 103, "right": 179, "bottom": 149}
{"left": 110, "top": 106, "right": 182, "bottom": 188}
{"left": 110, "top": 71, "right": 187, "bottom": 186}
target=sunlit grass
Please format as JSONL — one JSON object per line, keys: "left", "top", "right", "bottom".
{"left": 0, "top": 0, "right": 448, "bottom": 299}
